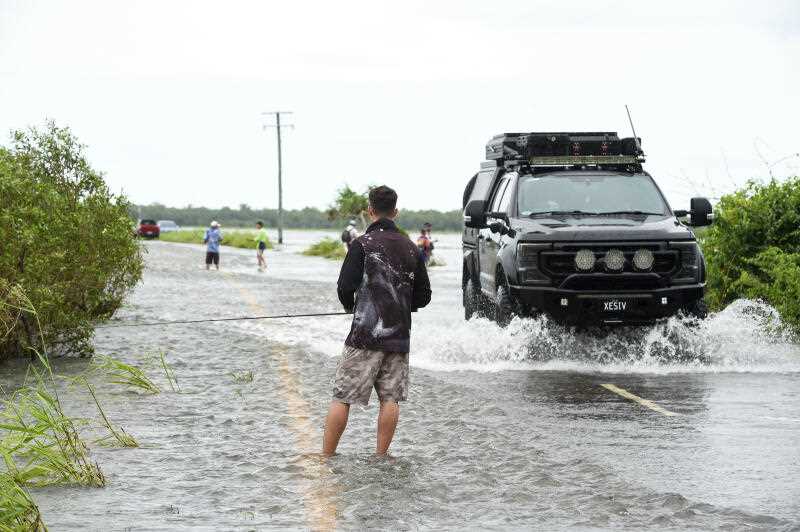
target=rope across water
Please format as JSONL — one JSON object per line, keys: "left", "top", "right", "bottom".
{"left": 94, "top": 311, "right": 350, "bottom": 329}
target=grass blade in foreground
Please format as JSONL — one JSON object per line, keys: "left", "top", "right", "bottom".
{"left": 0, "top": 473, "right": 46, "bottom": 532}
{"left": 159, "top": 352, "right": 180, "bottom": 392}
{"left": 83, "top": 380, "right": 138, "bottom": 448}
{"left": 92, "top": 355, "right": 160, "bottom": 394}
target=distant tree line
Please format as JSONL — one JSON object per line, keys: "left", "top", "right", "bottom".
{"left": 132, "top": 203, "right": 464, "bottom": 232}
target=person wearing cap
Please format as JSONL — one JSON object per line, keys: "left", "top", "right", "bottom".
{"left": 203, "top": 221, "right": 223, "bottom": 270}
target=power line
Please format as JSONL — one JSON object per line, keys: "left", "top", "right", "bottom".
{"left": 94, "top": 311, "right": 349, "bottom": 330}
{"left": 262, "top": 111, "right": 294, "bottom": 245}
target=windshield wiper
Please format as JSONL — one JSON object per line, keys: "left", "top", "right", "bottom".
{"left": 595, "top": 210, "right": 665, "bottom": 216}
{"left": 528, "top": 210, "right": 598, "bottom": 218}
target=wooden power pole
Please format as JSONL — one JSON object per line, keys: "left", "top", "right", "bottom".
{"left": 262, "top": 111, "right": 293, "bottom": 244}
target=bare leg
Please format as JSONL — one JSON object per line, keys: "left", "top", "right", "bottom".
{"left": 322, "top": 401, "right": 350, "bottom": 456}
{"left": 376, "top": 400, "right": 399, "bottom": 455}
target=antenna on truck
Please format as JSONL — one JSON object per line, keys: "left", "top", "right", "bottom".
{"left": 624, "top": 104, "right": 643, "bottom": 155}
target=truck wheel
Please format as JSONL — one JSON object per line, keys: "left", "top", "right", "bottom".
{"left": 463, "top": 281, "right": 481, "bottom": 320}
{"left": 495, "top": 284, "right": 515, "bottom": 327}
{"left": 683, "top": 298, "right": 708, "bottom": 319}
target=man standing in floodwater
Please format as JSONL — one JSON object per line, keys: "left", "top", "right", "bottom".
{"left": 204, "top": 221, "right": 223, "bottom": 270}
{"left": 322, "top": 185, "right": 432, "bottom": 456}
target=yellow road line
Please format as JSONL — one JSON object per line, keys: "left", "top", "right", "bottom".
{"left": 600, "top": 383, "right": 681, "bottom": 417}
{"left": 223, "top": 272, "right": 337, "bottom": 532}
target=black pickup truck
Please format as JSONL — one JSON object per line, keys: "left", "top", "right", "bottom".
{"left": 462, "top": 131, "right": 713, "bottom": 326}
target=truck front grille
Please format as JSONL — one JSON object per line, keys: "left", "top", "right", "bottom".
{"left": 540, "top": 243, "right": 679, "bottom": 280}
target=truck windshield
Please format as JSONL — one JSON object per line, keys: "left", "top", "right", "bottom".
{"left": 517, "top": 174, "right": 668, "bottom": 216}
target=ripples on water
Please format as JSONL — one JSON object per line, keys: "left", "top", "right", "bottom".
{"left": 414, "top": 299, "right": 800, "bottom": 374}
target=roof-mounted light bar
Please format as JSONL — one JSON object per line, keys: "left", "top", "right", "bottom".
{"left": 485, "top": 131, "right": 644, "bottom": 165}
{"left": 528, "top": 155, "right": 644, "bottom": 166}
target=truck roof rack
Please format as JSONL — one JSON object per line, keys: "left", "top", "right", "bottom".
{"left": 485, "top": 132, "right": 645, "bottom": 172}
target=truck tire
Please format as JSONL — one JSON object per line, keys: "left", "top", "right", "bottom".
{"left": 463, "top": 281, "right": 481, "bottom": 320}
{"left": 495, "top": 284, "right": 515, "bottom": 327}
{"left": 683, "top": 298, "right": 708, "bottom": 319}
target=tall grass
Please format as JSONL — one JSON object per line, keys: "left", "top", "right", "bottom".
{"left": 159, "top": 352, "right": 180, "bottom": 392}
{"left": 160, "top": 229, "right": 272, "bottom": 250}
{"left": 83, "top": 380, "right": 138, "bottom": 448}
{"left": 0, "top": 473, "right": 45, "bottom": 531}
{"left": 91, "top": 355, "right": 160, "bottom": 394}
{"left": 0, "top": 287, "right": 159, "bottom": 528}
{"left": 303, "top": 238, "right": 347, "bottom": 260}
{"left": 1, "top": 379, "right": 105, "bottom": 488}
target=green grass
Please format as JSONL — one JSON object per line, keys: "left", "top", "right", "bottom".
{"left": 0, "top": 473, "right": 45, "bottom": 531}
{"left": 159, "top": 229, "right": 273, "bottom": 250}
{"left": 229, "top": 370, "right": 254, "bottom": 384}
{"left": 1, "top": 380, "right": 106, "bottom": 488}
{"left": 82, "top": 380, "right": 138, "bottom": 448}
{"left": 0, "top": 289, "right": 166, "bottom": 529}
{"left": 91, "top": 355, "right": 160, "bottom": 395}
{"left": 303, "top": 238, "right": 347, "bottom": 260}
{"left": 159, "top": 352, "right": 180, "bottom": 392}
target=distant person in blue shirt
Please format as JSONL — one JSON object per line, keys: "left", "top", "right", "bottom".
{"left": 204, "top": 221, "right": 223, "bottom": 270}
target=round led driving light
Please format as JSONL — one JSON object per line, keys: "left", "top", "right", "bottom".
{"left": 633, "top": 248, "right": 655, "bottom": 271}
{"left": 574, "top": 249, "right": 596, "bottom": 272}
{"left": 604, "top": 249, "right": 625, "bottom": 271}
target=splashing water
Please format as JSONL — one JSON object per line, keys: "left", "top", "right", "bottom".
{"left": 412, "top": 299, "right": 800, "bottom": 374}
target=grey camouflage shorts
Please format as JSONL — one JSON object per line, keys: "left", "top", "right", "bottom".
{"left": 332, "top": 346, "right": 409, "bottom": 406}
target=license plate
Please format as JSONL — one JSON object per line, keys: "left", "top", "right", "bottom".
{"left": 602, "top": 300, "right": 627, "bottom": 312}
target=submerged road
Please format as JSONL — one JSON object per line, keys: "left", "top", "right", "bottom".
{"left": 8, "top": 231, "right": 800, "bottom": 530}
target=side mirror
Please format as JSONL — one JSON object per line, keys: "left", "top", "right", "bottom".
{"left": 689, "top": 197, "right": 713, "bottom": 226}
{"left": 464, "top": 200, "right": 487, "bottom": 228}
{"left": 488, "top": 221, "right": 506, "bottom": 235}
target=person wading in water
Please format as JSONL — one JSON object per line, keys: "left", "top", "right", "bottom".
{"left": 322, "top": 185, "right": 432, "bottom": 456}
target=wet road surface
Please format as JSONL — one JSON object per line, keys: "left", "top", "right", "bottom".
{"left": 3, "top": 231, "right": 800, "bottom": 530}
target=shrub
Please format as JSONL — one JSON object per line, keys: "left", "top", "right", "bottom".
{"left": 0, "top": 123, "right": 143, "bottom": 359}
{"left": 159, "top": 229, "right": 272, "bottom": 250}
{"left": 702, "top": 177, "right": 800, "bottom": 330}
{"left": 303, "top": 238, "right": 347, "bottom": 260}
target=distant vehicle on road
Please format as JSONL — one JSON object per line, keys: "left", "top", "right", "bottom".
{"left": 137, "top": 219, "right": 160, "bottom": 239}
{"left": 157, "top": 220, "right": 180, "bottom": 233}
{"left": 462, "top": 131, "right": 713, "bottom": 326}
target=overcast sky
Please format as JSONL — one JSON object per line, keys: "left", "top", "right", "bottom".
{"left": 1, "top": 0, "right": 798, "bottom": 212}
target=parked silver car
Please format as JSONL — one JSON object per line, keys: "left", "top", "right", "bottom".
{"left": 157, "top": 220, "right": 180, "bottom": 233}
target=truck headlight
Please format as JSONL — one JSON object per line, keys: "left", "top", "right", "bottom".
{"left": 669, "top": 241, "right": 700, "bottom": 283}
{"left": 575, "top": 249, "right": 596, "bottom": 272}
{"left": 633, "top": 249, "right": 654, "bottom": 271}
{"left": 517, "top": 243, "right": 551, "bottom": 283}
{"left": 604, "top": 249, "right": 625, "bottom": 272}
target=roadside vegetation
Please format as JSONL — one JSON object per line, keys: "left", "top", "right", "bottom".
{"left": 701, "top": 176, "right": 800, "bottom": 332}
{"left": 304, "top": 185, "right": 428, "bottom": 260}
{"left": 303, "top": 238, "right": 347, "bottom": 260}
{"left": 135, "top": 199, "right": 462, "bottom": 231}
{"left": 0, "top": 294, "right": 177, "bottom": 530}
{"left": 159, "top": 229, "right": 272, "bottom": 250}
{"left": 0, "top": 122, "right": 143, "bottom": 360}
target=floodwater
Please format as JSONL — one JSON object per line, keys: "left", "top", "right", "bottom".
{"left": 3, "top": 230, "right": 800, "bottom": 530}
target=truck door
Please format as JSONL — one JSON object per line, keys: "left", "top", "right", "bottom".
{"left": 464, "top": 167, "right": 499, "bottom": 288}
{"left": 479, "top": 177, "right": 510, "bottom": 296}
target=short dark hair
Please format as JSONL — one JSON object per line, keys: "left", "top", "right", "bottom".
{"left": 256, "top": 221, "right": 263, "bottom": 227}
{"left": 369, "top": 185, "right": 397, "bottom": 216}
